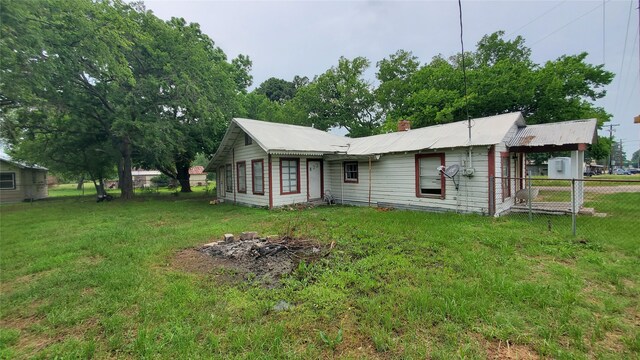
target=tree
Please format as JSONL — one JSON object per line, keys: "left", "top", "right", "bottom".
{"left": 375, "top": 50, "right": 420, "bottom": 128}
{"left": 631, "top": 149, "right": 640, "bottom": 168}
{"left": 294, "top": 56, "right": 381, "bottom": 137}
{"left": 128, "top": 14, "right": 239, "bottom": 192}
{"left": 1, "top": 0, "right": 242, "bottom": 195}
{"left": 1, "top": 0, "right": 142, "bottom": 198}
{"left": 585, "top": 136, "right": 611, "bottom": 164}
{"left": 255, "top": 77, "right": 297, "bottom": 103}
{"left": 379, "top": 31, "right": 614, "bottom": 130}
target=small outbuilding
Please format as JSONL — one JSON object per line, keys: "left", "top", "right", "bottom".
{"left": 189, "top": 166, "right": 208, "bottom": 187}
{"left": 0, "top": 155, "right": 48, "bottom": 203}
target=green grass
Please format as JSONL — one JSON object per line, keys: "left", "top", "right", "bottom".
{"left": 48, "top": 182, "right": 216, "bottom": 199}
{"left": 532, "top": 175, "right": 640, "bottom": 187}
{"left": 1, "top": 192, "right": 638, "bottom": 359}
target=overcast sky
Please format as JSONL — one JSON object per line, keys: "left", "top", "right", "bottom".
{"left": 143, "top": 0, "right": 640, "bottom": 158}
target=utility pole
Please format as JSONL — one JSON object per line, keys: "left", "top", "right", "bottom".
{"left": 603, "top": 123, "right": 619, "bottom": 173}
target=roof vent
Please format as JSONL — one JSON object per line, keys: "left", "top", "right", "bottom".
{"left": 397, "top": 119, "right": 411, "bottom": 132}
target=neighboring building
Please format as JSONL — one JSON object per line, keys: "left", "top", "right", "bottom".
{"left": 131, "top": 169, "right": 161, "bottom": 188}
{"left": 206, "top": 113, "right": 596, "bottom": 215}
{"left": 0, "top": 156, "right": 48, "bottom": 203}
{"left": 189, "top": 166, "right": 208, "bottom": 187}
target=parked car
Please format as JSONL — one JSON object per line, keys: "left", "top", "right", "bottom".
{"left": 613, "top": 168, "right": 631, "bottom": 175}
{"left": 629, "top": 168, "right": 640, "bottom": 174}
{"left": 583, "top": 170, "right": 596, "bottom": 177}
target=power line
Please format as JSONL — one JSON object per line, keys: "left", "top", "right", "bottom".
{"left": 613, "top": 0, "right": 635, "bottom": 113}
{"left": 531, "top": 0, "right": 611, "bottom": 46}
{"left": 506, "top": 0, "right": 567, "bottom": 38}
{"left": 457, "top": 0, "right": 470, "bottom": 125}
{"left": 603, "top": 0, "right": 606, "bottom": 65}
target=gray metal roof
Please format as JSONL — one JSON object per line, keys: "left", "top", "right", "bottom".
{"left": 208, "top": 112, "right": 598, "bottom": 171}
{"left": 0, "top": 155, "right": 48, "bottom": 171}
{"left": 508, "top": 119, "right": 597, "bottom": 148}
{"left": 347, "top": 112, "right": 525, "bottom": 154}
{"left": 235, "top": 118, "right": 350, "bottom": 154}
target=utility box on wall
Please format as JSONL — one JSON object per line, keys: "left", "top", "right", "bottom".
{"left": 547, "top": 157, "right": 572, "bottom": 179}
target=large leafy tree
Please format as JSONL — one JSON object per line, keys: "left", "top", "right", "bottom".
{"left": 1, "top": 0, "right": 141, "bottom": 198}
{"left": 376, "top": 31, "right": 613, "bottom": 130}
{"left": 294, "top": 56, "right": 381, "bottom": 137}
{"left": 1, "top": 0, "right": 242, "bottom": 196}
{"left": 129, "top": 14, "right": 240, "bottom": 192}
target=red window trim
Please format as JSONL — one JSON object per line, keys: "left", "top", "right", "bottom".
{"left": 279, "top": 158, "right": 300, "bottom": 195}
{"left": 500, "top": 152, "right": 511, "bottom": 200}
{"left": 236, "top": 161, "right": 247, "bottom": 194}
{"left": 415, "top": 153, "right": 446, "bottom": 200}
{"left": 343, "top": 161, "right": 359, "bottom": 183}
{"left": 251, "top": 159, "right": 264, "bottom": 195}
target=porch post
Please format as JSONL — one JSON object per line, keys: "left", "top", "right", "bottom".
{"left": 570, "top": 150, "right": 585, "bottom": 211}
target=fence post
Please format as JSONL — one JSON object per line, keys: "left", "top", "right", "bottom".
{"left": 527, "top": 170, "right": 532, "bottom": 221}
{"left": 571, "top": 178, "right": 576, "bottom": 236}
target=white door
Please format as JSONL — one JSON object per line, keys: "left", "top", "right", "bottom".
{"left": 308, "top": 160, "right": 322, "bottom": 200}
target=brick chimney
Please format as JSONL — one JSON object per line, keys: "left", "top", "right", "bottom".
{"left": 397, "top": 119, "right": 411, "bottom": 132}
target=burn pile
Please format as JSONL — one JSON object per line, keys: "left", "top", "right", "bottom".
{"left": 198, "top": 232, "right": 331, "bottom": 286}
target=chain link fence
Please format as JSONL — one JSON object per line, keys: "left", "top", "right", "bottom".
{"left": 490, "top": 175, "right": 640, "bottom": 239}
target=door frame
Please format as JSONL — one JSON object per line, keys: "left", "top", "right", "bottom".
{"left": 306, "top": 159, "right": 324, "bottom": 201}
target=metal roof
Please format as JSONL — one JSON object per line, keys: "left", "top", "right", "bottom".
{"left": 508, "top": 119, "right": 597, "bottom": 148}
{"left": 208, "top": 112, "right": 599, "bottom": 171}
{"left": 235, "top": 118, "right": 351, "bottom": 153}
{"left": 0, "top": 155, "right": 48, "bottom": 171}
{"left": 207, "top": 113, "right": 526, "bottom": 170}
{"left": 347, "top": 112, "right": 525, "bottom": 154}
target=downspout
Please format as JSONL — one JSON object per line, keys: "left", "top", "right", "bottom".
{"left": 232, "top": 148, "right": 236, "bottom": 204}
{"left": 268, "top": 154, "right": 273, "bottom": 209}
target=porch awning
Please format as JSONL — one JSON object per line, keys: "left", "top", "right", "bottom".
{"left": 508, "top": 119, "right": 597, "bottom": 153}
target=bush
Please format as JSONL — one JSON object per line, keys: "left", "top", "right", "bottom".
{"left": 150, "top": 174, "right": 171, "bottom": 187}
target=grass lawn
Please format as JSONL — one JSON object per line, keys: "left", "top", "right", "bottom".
{"left": 532, "top": 175, "right": 640, "bottom": 187}
{"left": 0, "top": 192, "right": 638, "bottom": 358}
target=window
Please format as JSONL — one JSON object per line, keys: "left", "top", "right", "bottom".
{"left": 252, "top": 160, "right": 264, "bottom": 195}
{"left": 344, "top": 162, "right": 358, "bottom": 183}
{"left": 501, "top": 153, "right": 511, "bottom": 200}
{"left": 0, "top": 173, "right": 16, "bottom": 190}
{"left": 236, "top": 161, "right": 247, "bottom": 193}
{"left": 225, "top": 164, "right": 233, "bottom": 192}
{"left": 245, "top": 133, "right": 252, "bottom": 146}
{"left": 280, "top": 158, "right": 299, "bottom": 194}
{"left": 415, "top": 154, "right": 445, "bottom": 198}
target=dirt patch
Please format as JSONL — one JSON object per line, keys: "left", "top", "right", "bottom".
{"left": 172, "top": 235, "right": 330, "bottom": 287}
{"left": 76, "top": 255, "right": 104, "bottom": 266}
{"left": 485, "top": 339, "right": 540, "bottom": 360}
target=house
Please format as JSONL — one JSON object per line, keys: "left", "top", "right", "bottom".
{"left": 131, "top": 169, "right": 161, "bottom": 188}
{"left": 189, "top": 166, "right": 208, "bottom": 187}
{"left": 0, "top": 155, "right": 48, "bottom": 203}
{"left": 205, "top": 112, "right": 596, "bottom": 215}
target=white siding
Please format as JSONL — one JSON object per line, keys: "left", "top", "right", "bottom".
{"left": 494, "top": 123, "right": 520, "bottom": 215}
{"left": 270, "top": 156, "right": 325, "bottom": 207}
{"left": 0, "top": 161, "right": 47, "bottom": 203}
{"left": 217, "top": 132, "right": 270, "bottom": 207}
{"left": 325, "top": 148, "right": 493, "bottom": 214}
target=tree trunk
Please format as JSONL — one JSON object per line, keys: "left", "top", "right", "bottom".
{"left": 92, "top": 178, "right": 105, "bottom": 196}
{"left": 76, "top": 176, "right": 84, "bottom": 190}
{"left": 176, "top": 160, "right": 192, "bottom": 193}
{"left": 118, "top": 137, "right": 134, "bottom": 199}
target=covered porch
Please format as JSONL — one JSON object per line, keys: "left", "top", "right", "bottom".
{"left": 504, "top": 119, "right": 598, "bottom": 215}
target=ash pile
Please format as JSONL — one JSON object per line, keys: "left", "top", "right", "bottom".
{"left": 199, "top": 232, "right": 331, "bottom": 286}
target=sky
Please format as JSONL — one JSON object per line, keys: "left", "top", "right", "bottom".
{"left": 142, "top": 0, "right": 640, "bottom": 159}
